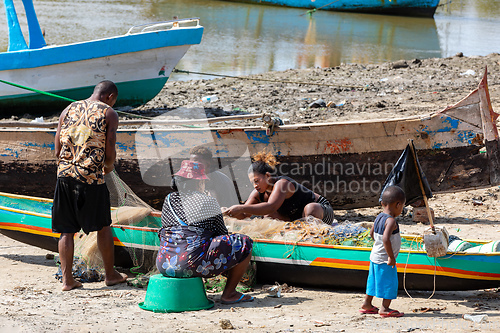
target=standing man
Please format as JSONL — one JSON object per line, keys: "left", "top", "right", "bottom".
{"left": 189, "top": 146, "right": 239, "bottom": 208}
{"left": 52, "top": 81, "right": 127, "bottom": 291}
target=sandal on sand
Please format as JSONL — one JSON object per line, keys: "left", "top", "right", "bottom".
{"left": 221, "top": 294, "right": 254, "bottom": 304}
{"left": 380, "top": 310, "right": 404, "bottom": 318}
{"left": 359, "top": 307, "right": 379, "bottom": 314}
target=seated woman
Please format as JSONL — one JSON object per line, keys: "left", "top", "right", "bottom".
{"left": 156, "top": 160, "right": 254, "bottom": 304}
{"left": 223, "top": 152, "right": 334, "bottom": 224}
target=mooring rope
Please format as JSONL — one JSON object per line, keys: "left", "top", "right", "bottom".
{"left": 173, "top": 69, "right": 366, "bottom": 89}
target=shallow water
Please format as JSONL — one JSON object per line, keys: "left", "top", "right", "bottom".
{"left": 1, "top": 0, "right": 499, "bottom": 80}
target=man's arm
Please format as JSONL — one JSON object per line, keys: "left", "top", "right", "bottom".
{"left": 54, "top": 107, "right": 69, "bottom": 158}
{"left": 104, "top": 108, "right": 119, "bottom": 174}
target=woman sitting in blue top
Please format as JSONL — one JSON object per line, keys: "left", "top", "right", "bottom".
{"left": 156, "top": 160, "right": 254, "bottom": 304}
{"left": 223, "top": 152, "right": 334, "bottom": 224}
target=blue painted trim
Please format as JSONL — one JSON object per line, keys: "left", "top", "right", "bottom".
{"left": 259, "top": 0, "right": 441, "bottom": 10}
{"left": 4, "top": 0, "right": 28, "bottom": 51}
{"left": 0, "top": 26, "right": 204, "bottom": 71}
{"left": 21, "top": 0, "right": 46, "bottom": 49}
{"left": 222, "top": 0, "right": 440, "bottom": 17}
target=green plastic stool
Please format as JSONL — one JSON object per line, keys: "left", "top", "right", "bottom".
{"left": 138, "top": 274, "right": 214, "bottom": 313}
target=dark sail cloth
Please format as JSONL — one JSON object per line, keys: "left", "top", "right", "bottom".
{"left": 156, "top": 191, "right": 253, "bottom": 278}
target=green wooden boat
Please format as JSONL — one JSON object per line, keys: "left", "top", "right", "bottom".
{"left": 1, "top": 191, "right": 499, "bottom": 291}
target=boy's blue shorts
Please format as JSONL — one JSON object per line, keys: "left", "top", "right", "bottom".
{"left": 366, "top": 261, "right": 398, "bottom": 300}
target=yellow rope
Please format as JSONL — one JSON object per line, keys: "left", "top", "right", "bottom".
{"left": 403, "top": 235, "right": 438, "bottom": 300}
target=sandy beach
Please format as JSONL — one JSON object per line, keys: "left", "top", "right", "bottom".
{"left": 2, "top": 54, "right": 500, "bottom": 332}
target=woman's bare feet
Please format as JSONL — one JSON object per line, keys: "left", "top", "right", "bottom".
{"left": 105, "top": 271, "right": 128, "bottom": 286}
{"left": 62, "top": 279, "right": 83, "bottom": 291}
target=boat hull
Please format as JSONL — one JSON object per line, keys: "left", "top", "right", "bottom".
{"left": 1, "top": 192, "right": 499, "bottom": 291}
{"left": 220, "top": 0, "right": 441, "bottom": 17}
{"left": 253, "top": 240, "right": 500, "bottom": 291}
{"left": 0, "top": 192, "right": 158, "bottom": 268}
{"left": 0, "top": 21, "right": 204, "bottom": 115}
{"left": 0, "top": 144, "right": 489, "bottom": 210}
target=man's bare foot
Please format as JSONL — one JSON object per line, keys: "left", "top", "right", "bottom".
{"left": 62, "top": 280, "right": 83, "bottom": 291}
{"left": 105, "top": 271, "right": 128, "bottom": 286}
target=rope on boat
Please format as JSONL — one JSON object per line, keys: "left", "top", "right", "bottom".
{"left": 173, "top": 69, "right": 366, "bottom": 89}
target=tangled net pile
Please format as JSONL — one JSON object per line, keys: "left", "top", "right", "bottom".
{"left": 55, "top": 258, "right": 104, "bottom": 283}
{"left": 227, "top": 216, "right": 425, "bottom": 251}
{"left": 228, "top": 216, "right": 373, "bottom": 247}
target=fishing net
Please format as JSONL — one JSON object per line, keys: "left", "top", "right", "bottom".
{"left": 54, "top": 258, "right": 104, "bottom": 283}
{"left": 204, "top": 261, "right": 257, "bottom": 293}
{"left": 228, "top": 215, "right": 373, "bottom": 246}
{"left": 73, "top": 170, "right": 160, "bottom": 286}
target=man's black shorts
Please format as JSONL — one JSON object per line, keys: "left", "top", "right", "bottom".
{"left": 52, "top": 177, "right": 112, "bottom": 234}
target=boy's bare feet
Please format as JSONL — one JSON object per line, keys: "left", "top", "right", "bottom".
{"left": 62, "top": 280, "right": 83, "bottom": 291}
{"left": 359, "top": 306, "right": 379, "bottom": 314}
{"left": 105, "top": 271, "right": 128, "bottom": 286}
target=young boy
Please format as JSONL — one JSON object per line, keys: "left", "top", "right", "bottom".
{"left": 360, "top": 185, "right": 406, "bottom": 317}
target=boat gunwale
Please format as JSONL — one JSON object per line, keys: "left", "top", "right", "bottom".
{"left": 0, "top": 108, "right": 480, "bottom": 132}
{"left": 252, "top": 235, "right": 500, "bottom": 256}
{"left": 0, "top": 73, "right": 490, "bottom": 132}
{"left": 2, "top": 18, "right": 203, "bottom": 55}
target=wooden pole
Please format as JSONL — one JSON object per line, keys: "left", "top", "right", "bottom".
{"left": 408, "top": 139, "right": 435, "bottom": 232}
{"left": 0, "top": 113, "right": 264, "bottom": 129}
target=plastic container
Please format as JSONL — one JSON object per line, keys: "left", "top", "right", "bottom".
{"left": 138, "top": 274, "right": 214, "bottom": 313}
{"left": 463, "top": 314, "right": 488, "bottom": 323}
{"left": 464, "top": 241, "right": 500, "bottom": 253}
{"left": 201, "top": 95, "right": 218, "bottom": 102}
{"left": 448, "top": 239, "right": 474, "bottom": 252}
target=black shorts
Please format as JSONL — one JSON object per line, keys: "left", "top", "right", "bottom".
{"left": 52, "top": 177, "right": 112, "bottom": 234}
{"left": 317, "top": 195, "right": 335, "bottom": 225}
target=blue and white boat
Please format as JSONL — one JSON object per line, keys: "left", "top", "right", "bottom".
{"left": 0, "top": 0, "right": 203, "bottom": 115}
{"left": 220, "top": 0, "right": 441, "bottom": 17}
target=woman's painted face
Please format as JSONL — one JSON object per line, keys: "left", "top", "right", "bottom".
{"left": 248, "top": 172, "right": 270, "bottom": 193}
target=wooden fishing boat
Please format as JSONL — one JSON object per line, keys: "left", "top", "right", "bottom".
{"left": 1, "top": 70, "right": 498, "bottom": 211}
{"left": 219, "top": 0, "right": 441, "bottom": 18}
{"left": 1, "top": 191, "right": 499, "bottom": 291}
{"left": 0, "top": 0, "right": 203, "bottom": 115}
